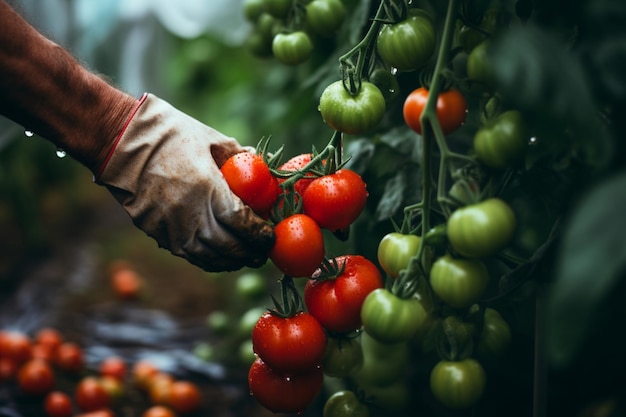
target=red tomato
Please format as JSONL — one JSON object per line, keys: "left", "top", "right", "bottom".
{"left": 269, "top": 214, "right": 325, "bottom": 278}
{"left": 248, "top": 357, "right": 323, "bottom": 413}
{"left": 75, "top": 376, "right": 110, "bottom": 412}
{"left": 0, "top": 357, "right": 18, "bottom": 381}
{"left": 132, "top": 360, "right": 160, "bottom": 391}
{"left": 99, "top": 376, "right": 124, "bottom": 403}
{"left": 251, "top": 311, "right": 327, "bottom": 375}
{"left": 277, "top": 153, "right": 320, "bottom": 196}
{"left": 18, "top": 358, "right": 55, "bottom": 396}
{"left": 31, "top": 343, "right": 55, "bottom": 362}
{"left": 54, "top": 342, "right": 84, "bottom": 373}
{"left": 304, "top": 255, "right": 383, "bottom": 334}
{"left": 168, "top": 380, "right": 202, "bottom": 414}
{"left": 148, "top": 373, "right": 174, "bottom": 405}
{"left": 44, "top": 391, "right": 74, "bottom": 417}
{"left": 74, "top": 410, "right": 115, "bottom": 417}
{"left": 220, "top": 152, "right": 281, "bottom": 217}
{"left": 403, "top": 87, "right": 467, "bottom": 135}
{"left": 142, "top": 406, "right": 177, "bottom": 417}
{"left": 35, "top": 328, "right": 64, "bottom": 352}
{"left": 302, "top": 169, "right": 368, "bottom": 231}
{"left": 99, "top": 356, "right": 127, "bottom": 381}
{"left": 0, "top": 330, "right": 33, "bottom": 365}
{"left": 111, "top": 268, "right": 144, "bottom": 300}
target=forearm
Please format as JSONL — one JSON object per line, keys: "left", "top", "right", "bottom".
{"left": 0, "top": 1, "right": 137, "bottom": 173}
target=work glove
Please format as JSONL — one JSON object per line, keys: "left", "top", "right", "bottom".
{"left": 96, "top": 93, "right": 275, "bottom": 272}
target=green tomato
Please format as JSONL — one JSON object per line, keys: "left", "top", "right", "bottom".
{"left": 360, "top": 288, "right": 428, "bottom": 344}
{"left": 238, "top": 306, "right": 267, "bottom": 336}
{"left": 305, "top": 0, "right": 346, "bottom": 36}
{"left": 272, "top": 31, "right": 314, "bottom": 66}
{"left": 351, "top": 330, "right": 409, "bottom": 386}
{"left": 319, "top": 80, "right": 386, "bottom": 135}
{"left": 243, "top": 0, "right": 266, "bottom": 22}
{"left": 457, "top": 8, "right": 506, "bottom": 53}
{"left": 467, "top": 40, "right": 495, "bottom": 90}
{"left": 367, "top": 68, "right": 400, "bottom": 103}
{"left": 361, "top": 380, "right": 409, "bottom": 412}
{"left": 476, "top": 307, "right": 512, "bottom": 357}
{"left": 430, "top": 254, "right": 489, "bottom": 309}
{"left": 238, "top": 338, "right": 257, "bottom": 365}
{"left": 376, "top": 9, "right": 436, "bottom": 72}
{"left": 263, "top": 0, "right": 292, "bottom": 18}
{"left": 473, "top": 110, "right": 528, "bottom": 170}
{"left": 322, "top": 336, "right": 363, "bottom": 378}
{"left": 206, "top": 310, "right": 231, "bottom": 335}
{"left": 235, "top": 272, "right": 267, "bottom": 301}
{"left": 377, "top": 232, "right": 421, "bottom": 279}
{"left": 430, "top": 359, "right": 486, "bottom": 409}
{"left": 323, "top": 390, "right": 370, "bottom": 417}
{"left": 447, "top": 198, "right": 516, "bottom": 258}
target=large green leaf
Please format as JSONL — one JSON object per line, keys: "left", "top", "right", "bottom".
{"left": 545, "top": 171, "right": 626, "bottom": 368}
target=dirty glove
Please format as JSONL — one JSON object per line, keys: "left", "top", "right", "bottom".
{"left": 95, "top": 93, "right": 275, "bottom": 272}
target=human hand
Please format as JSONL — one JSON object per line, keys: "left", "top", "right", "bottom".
{"left": 96, "top": 94, "right": 275, "bottom": 272}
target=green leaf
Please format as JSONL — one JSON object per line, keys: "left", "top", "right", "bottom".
{"left": 545, "top": 171, "right": 626, "bottom": 368}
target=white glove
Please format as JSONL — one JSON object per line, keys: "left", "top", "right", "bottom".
{"left": 96, "top": 93, "right": 275, "bottom": 272}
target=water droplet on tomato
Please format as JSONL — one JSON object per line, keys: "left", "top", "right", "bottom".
{"left": 56, "top": 148, "right": 67, "bottom": 158}
{"left": 24, "top": 130, "right": 34, "bottom": 137}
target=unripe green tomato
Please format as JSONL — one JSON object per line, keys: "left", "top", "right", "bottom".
{"left": 368, "top": 68, "right": 400, "bottom": 103}
{"left": 319, "top": 80, "right": 386, "bottom": 135}
{"left": 322, "top": 337, "right": 363, "bottom": 378}
{"left": 206, "top": 310, "right": 231, "bottom": 335}
{"left": 238, "top": 338, "right": 257, "bottom": 365}
{"left": 474, "top": 110, "right": 528, "bottom": 169}
{"left": 430, "top": 359, "right": 486, "bottom": 409}
{"left": 238, "top": 307, "right": 267, "bottom": 336}
{"left": 447, "top": 198, "right": 516, "bottom": 258}
{"left": 377, "top": 232, "right": 421, "bottom": 278}
{"left": 263, "top": 0, "right": 292, "bottom": 18}
{"left": 323, "top": 390, "right": 370, "bottom": 417}
{"left": 351, "top": 330, "right": 410, "bottom": 386}
{"left": 360, "top": 380, "right": 409, "bottom": 412}
{"left": 430, "top": 254, "right": 489, "bottom": 309}
{"left": 306, "top": 0, "right": 346, "bottom": 36}
{"left": 467, "top": 40, "right": 495, "bottom": 90}
{"left": 377, "top": 9, "right": 436, "bottom": 71}
{"left": 243, "top": 0, "right": 266, "bottom": 22}
{"left": 272, "top": 31, "right": 314, "bottom": 65}
{"left": 235, "top": 272, "right": 267, "bottom": 301}
{"left": 476, "top": 308, "right": 512, "bottom": 357}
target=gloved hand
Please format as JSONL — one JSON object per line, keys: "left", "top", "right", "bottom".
{"left": 95, "top": 93, "right": 275, "bottom": 272}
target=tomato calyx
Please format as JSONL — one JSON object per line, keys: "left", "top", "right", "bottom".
{"left": 309, "top": 257, "right": 347, "bottom": 282}
{"left": 268, "top": 275, "right": 305, "bottom": 318}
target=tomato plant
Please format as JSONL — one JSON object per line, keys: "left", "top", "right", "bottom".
{"left": 304, "top": 255, "right": 383, "bottom": 333}
{"left": 430, "top": 359, "right": 486, "bottom": 409}
{"left": 302, "top": 169, "right": 368, "bottom": 231}
{"left": 403, "top": 86, "right": 467, "bottom": 135}
{"left": 377, "top": 232, "right": 421, "bottom": 278}
{"left": 447, "top": 198, "right": 516, "bottom": 258}
{"left": 429, "top": 254, "right": 490, "bottom": 309}
{"left": 248, "top": 357, "right": 324, "bottom": 413}
{"left": 251, "top": 310, "right": 327, "bottom": 374}
{"left": 377, "top": 8, "right": 436, "bottom": 72}
{"left": 319, "top": 80, "right": 386, "bottom": 135}
{"left": 272, "top": 31, "right": 314, "bottom": 66}
{"left": 220, "top": 152, "right": 281, "bottom": 217}
{"left": 269, "top": 213, "right": 325, "bottom": 277}
{"left": 18, "top": 358, "right": 55, "bottom": 396}
{"left": 323, "top": 390, "right": 370, "bottom": 417}
{"left": 44, "top": 391, "right": 73, "bottom": 417}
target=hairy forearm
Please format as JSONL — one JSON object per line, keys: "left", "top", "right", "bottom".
{"left": 0, "top": 1, "right": 137, "bottom": 173}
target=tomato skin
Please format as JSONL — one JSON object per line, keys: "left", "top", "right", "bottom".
{"left": 75, "top": 377, "right": 110, "bottom": 412}
{"left": 168, "top": 380, "right": 202, "bottom": 414}
{"left": 44, "top": 391, "right": 74, "bottom": 417}
{"left": 429, "top": 254, "right": 489, "bottom": 309}
{"left": 269, "top": 214, "right": 325, "bottom": 277}
{"left": 476, "top": 308, "right": 512, "bottom": 358}
{"left": 18, "top": 358, "right": 55, "bottom": 396}
{"left": 252, "top": 311, "right": 327, "bottom": 375}
{"left": 473, "top": 110, "right": 528, "bottom": 169}
{"left": 319, "top": 80, "right": 386, "bottom": 135}
{"left": 323, "top": 390, "right": 370, "bottom": 417}
{"left": 322, "top": 336, "right": 363, "bottom": 378}
{"left": 403, "top": 87, "right": 468, "bottom": 135}
{"left": 447, "top": 198, "right": 516, "bottom": 258}
{"left": 360, "top": 288, "right": 429, "bottom": 344}
{"left": 377, "top": 9, "right": 436, "bottom": 72}
{"left": 430, "top": 359, "right": 486, "bottom": 409}
{"left": 377, "top": 232, "right": 421, "bottom": 278}
{"left": 302, "top": 169, "right": 368, "bottom": 231}
{"left": 305, "top": 0, "right": 346, "bottom": 36}
{"left": 304, "top": 255, "right": 383, "bottom": 334}
{"left": 272, "top": 31, "right": 313, "bottom": 66}
{"left": 248, "top": 357, "right": 324, "bottom": 413}
{"left": 220, "top": 152, "right": 281, "bottom": 217}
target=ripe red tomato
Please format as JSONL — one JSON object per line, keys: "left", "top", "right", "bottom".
{"left": 0, "top": 357, "right": 18, "bottom": 382}
{"left": 220, "top": 152, "right": 281, "bottom": 217}
{"left": 251, "top": 311, "right": 327, "bottom": 375}
{"left": 54, "top": 342, "right": 84, "bottom": 373}
{"left": 74, "top": 410, "right": 115, "bottom": 417}
{"left": 99, "top": 376, "right": 124, "bottom": 404}
{"left": 31, "top": 343, "right": 55, "bottom": 362}
{"left": 35, "top": 328, "right": 64, "bottom": 352}
{"left": 304, "top": 255, "right": 383, "bottom": 334}
{"left": 99, "top": 356, "right": 127, "bottom": 381}
{"left": 132, "top": 360, "right": 160, "bottom": 391}
{"left": 75, "top": 376, "right": 110, "bottom": 412}
{"left": 0, "top": 330, "right": 33, "bottom": 365}
{"left": 148, "top": 373, "right": 174, "bottom": 405}
{"left": 111, "top": 268, "right": 144, "bottom": 300}
{"left": 403, "top": 87, "right": 467, "bottom": 135}
{"left": 248, "top": 357, "right": 323, "bottom": 413}
{"left": 269, "top": 214, "right": 325, "bottom": 278}
{"left": 142, "top": 405, "right": 177, "bottom": 417}
{"left": 44, "top": 391, "right": 74, "bottom": 417}
{"left": 18, "top": 358, "right": 55, "bottom": 396}
{"left": 168, "top": 380, "right": 202, "bottom": 414}
{"left": 277, "top": 153, "right": 317, "bottom": 196}
{"left": 302, "top": 169, "right": 368, "bottom": 231}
